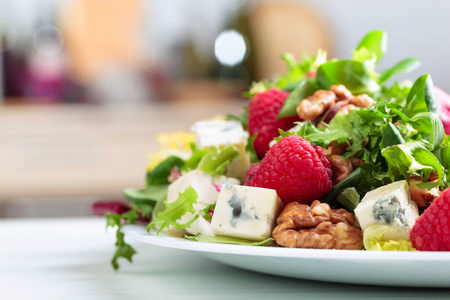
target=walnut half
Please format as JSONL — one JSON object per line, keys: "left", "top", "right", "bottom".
{"left": 272, "top": 200, "right": 363, "bottom": 250}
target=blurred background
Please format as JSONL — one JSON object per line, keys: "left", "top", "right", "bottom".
{"left": 1, "top": 0, "right": 449, "bottom": 218}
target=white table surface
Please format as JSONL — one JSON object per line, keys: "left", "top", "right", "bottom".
{"left": 2, "top": 218, "right": 450, "bottom": 300}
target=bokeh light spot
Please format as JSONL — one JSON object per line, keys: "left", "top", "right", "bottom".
{"left": 33, "top": 25, "right": 64, "bottom": 56}
{"left": 214, "top": 30, "right": 247, "bottom": 67}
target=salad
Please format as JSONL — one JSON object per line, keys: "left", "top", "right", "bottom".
{"left": 93, "top": 30, "right": 450, "bottom": 270}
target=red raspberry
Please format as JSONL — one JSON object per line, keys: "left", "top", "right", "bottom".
{"left": 244, "top": 163, "right": 260, "bottom": 186}
{"left": 410, "top": 188, "right": 450, "bottom": 251}
{"left": 251, "top": 135, "right": 333, "bottom": 205}
{"left": 247, "top": 88, "right": 300, "bottom": 159}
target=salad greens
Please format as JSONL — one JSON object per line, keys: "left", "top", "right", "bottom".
{"left": 246, "top": 134, "right": 259, "bottom": 163}
{"left": 356, "top": 29, "right": 387, "bottom": 63}
{"left": 107, "top": 144, "right": 239, "bottom": 270}
{"left": 186, "top": 234, "right": 274, "bottom": 246}
{"left": 182, "top": 143, "right": 239, "bottom": 175}
{"left": 196, "top": 145, "right": 239, "bottom": 175}
{"left": 147, "top": 186, "right": 199, "bottom": 234}
{"left": 146, "top": 156, "right": 185, "bottom": 186}
{"left": 288, "top": 73, "right": 449, "bottom": 206}
{"left": 275, "top": 30, "right": 420, "bottom": 118}
{"left": 106, "top": 211, "right": 139, "bottom": 270}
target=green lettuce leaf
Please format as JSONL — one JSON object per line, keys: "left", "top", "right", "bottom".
{"left": 410, "top": 112, "right": 445, "bottom": 149}
{"left": 316, "top": 59, "right": 380, "bottom": 95}
{"left": 146, "top": 156, "right": 185, "bottom": 186}
{"left": 147, "top": 186, "right": 199, "bottom": 234}
{"left": 182, "top": 143, "right": 209, "bottom": 172}
{"left": 186, "top": 234, "right": 274, "bottom": 246}
{"left": 381, "top": 140, "right": 445, "bottom": 185}
{"left": 403, "top": 74, "right": 439, "bottom": 117}
{"left": 106, "top": 211, "right": 140, "bottom": 271}
{"left": 196, "top": 145, "right": 239, "bottom": 175}
{"left": 124, "top": 184, "right": 168, "bottom": 217}
{"left": 296, "top": 110, "right": 365, "bottom": 159}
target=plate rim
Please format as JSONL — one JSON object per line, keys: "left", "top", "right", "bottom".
{"left": 122, "top": 224, "right": 450, "bottom": 262}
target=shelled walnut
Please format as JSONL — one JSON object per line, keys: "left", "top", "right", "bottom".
{"left": 296, "top": 90, "right": 337, "bottom": 121}
{"left": 330, "top": 84, "right": 352, "bottom": 100}
{"left": 272, "top": 200, "right": 363, "bottom": 250}
{"left": 296, "top": 84, "right": 375, "bottom": 125}
{"left": 328, "top": 155, "right": 353, "bottom": 184}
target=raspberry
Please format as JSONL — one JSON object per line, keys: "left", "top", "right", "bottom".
{"left": 410, "top": 188, "right": 450, "bottom": 251}
{"left": 251, "top": 135, "right": 333, "bottom": 205}
{"left": 247, "top": 88, "right": 300, "bottom": 159}
{"left": 244, "top": 163, "right": 260, "bottom": 186}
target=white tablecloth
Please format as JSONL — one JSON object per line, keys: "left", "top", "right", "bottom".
{"left": 2, "top": 218, "right": 450, "bottom": 299}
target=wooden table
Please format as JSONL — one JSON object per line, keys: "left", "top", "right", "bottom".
{"left": 2, "top": 218, "right": 450, "bottom": 299}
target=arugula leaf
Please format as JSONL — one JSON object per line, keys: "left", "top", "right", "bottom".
{"left": 296, "top": 99, "right": 414, "bottom": 161}
{"left": 197, "top": 145, "right": 239, "bottom": 175}
{"left": 356, "top": 30, "right": 387, "bottom": 63}
{"left": 147, "top": 186, "right": 199, "bottom": 234}
{"left": 404, "top": 74, "right": 439, "bottom": 117}
{"left": 106, "top": 212, "right": 139, "bottom": 271}
{"left": 246, "top": 134, "right": 259, "bottom": 164}
{"left": 146, "top": 156, "right": 185, "bottom": 186}
{"left": 316, "top": 59, "right": 380, "bottom": 95}
{"left": 277, "top": 78, "right": 317, "bottom": 118}
{"left": 379, "top": 58, "right": 420, "bottom": 83}
{"left": 376, "top": 81, "right": 412, "bottom": 105}
{"left": 186, "top": 234, "right": 274, "bottom": 246}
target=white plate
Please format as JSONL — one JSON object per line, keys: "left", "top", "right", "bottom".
{"left": 123, "top": 224, "right": 450, "bottom": 287}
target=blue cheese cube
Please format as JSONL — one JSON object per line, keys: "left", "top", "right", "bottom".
{"left": 211, "top": 184, "right": 283, "bottom": 241}
{"left": 191, "top": 121, "right": 250, "bottom": 181}
{"left": 167, "top": 170, "right": 239, "bottom": 236}
{"left": 354, "top": 180, "right": 419, "bottom": 241}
